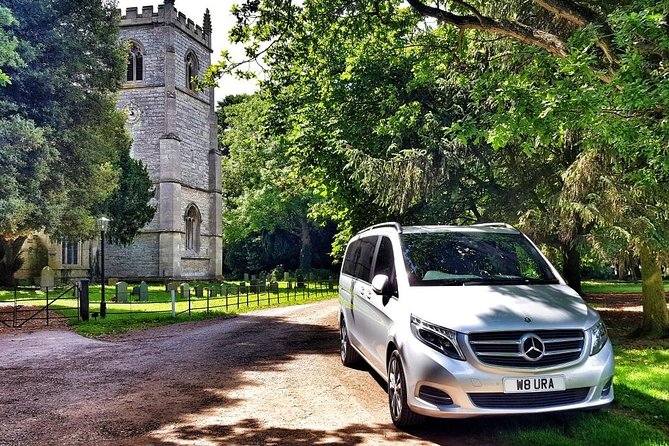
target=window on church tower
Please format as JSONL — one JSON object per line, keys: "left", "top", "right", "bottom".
{"left": 61, "top": 240, "right": 79, "bottom": 265}
{"left": 185, "top": 205, "right": 201, "bottom": 252}
{"left": 185, "top": 51, "right": 199, "bottom": 90}
{"left": 127, "top": 43, "right": 143, "bottom": 82}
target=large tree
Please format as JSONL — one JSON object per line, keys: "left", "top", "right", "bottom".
{"left": 208, "top": 0, "right": 669, "bottom": 336}
{"left": 0, "top": 0, "right": 153, "bottom": 286}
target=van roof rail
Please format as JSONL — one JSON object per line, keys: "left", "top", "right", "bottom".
{"left": 357, "top": 222, "right": 403, "bottom": 235}
{"left": 472, "top": 222, "right": 517, "bottom": 230}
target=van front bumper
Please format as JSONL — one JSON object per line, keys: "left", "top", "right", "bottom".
{"left": 401, "top": 337, "right": 615, "bottom": 418}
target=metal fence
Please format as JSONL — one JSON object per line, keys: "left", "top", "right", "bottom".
{"left": 0, "top": 279, "right": 339, "bottom": 327}
{"left": 0, "top": 285, "right": 80, "bottom": 328}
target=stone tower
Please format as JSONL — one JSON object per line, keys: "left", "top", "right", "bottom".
{"left": 107, "top": 1, "right": 222, "bottom": 280}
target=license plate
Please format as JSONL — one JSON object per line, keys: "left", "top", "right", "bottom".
{"left": 503, "top": 375, "right": 566, "bottom": 393}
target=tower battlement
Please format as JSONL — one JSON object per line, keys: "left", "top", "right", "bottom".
{"left": 118, "top": 2, "right": 210, "bottom": 49}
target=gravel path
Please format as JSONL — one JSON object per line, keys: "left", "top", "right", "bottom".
{"left": 0, "top": 299, "right": 566, "bottom": 445}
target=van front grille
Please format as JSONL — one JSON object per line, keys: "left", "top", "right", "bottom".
{"left": 468, "top": 330, "right": 585, "bottom": 368}
{"left": 469, "top": 387, "right": 590, "bottom": 409}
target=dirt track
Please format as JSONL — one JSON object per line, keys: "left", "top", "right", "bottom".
{"left": 1, "top": 299, "right": 588, "bottom": 445}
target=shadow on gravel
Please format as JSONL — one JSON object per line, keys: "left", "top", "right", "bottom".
{"left": 150, "top": 413, "right": 590, "bottom": 446}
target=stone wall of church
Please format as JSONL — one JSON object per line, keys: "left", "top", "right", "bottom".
{"left": 104, "top": 233, "right": 160, "bottom": 278}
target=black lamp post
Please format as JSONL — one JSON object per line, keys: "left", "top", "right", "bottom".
{"left": 97, "top": 216, "right": 110, "bottom": 318}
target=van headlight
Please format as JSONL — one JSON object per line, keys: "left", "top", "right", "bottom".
{"left": 589, "top": 319, "right": 609, "bottom": 355}
{"left": 410, "top": 315, "right": 465, "bottom": 361}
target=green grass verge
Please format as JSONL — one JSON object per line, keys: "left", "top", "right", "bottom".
{"left": 614, "top": 344, "right": 669, "bottom": 428}
{"left": 504, "top": 412, "right": 668, "bottom": 446}
{"left": 66, "top": 289, "right": 337, "bottom": 337}
{"left": 582, "top": 280, "right": 669, "bottom": 295}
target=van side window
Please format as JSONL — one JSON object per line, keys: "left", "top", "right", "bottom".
{"left": 354, "top": 236, "right": 378, "bottom": 282}
{"left": 373, "top": 236, "right": 397, "bottom": 294}
{"left": 342, "top": 240, "right": 360, "bottom": 276}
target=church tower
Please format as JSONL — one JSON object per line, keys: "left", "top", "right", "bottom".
{"left": 107, "top": 1, "right": 222, "bottom": 279}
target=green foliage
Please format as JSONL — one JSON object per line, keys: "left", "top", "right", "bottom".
{"left": 0, "top": 116, "right": 58, "bottom": 236}
{"left": 220, "top": 94, "right": 333, "bottom": 271}
{"left": 0, "top": 0, "right": 129, "bottom": 240}
{"left": 99, "top": 147, "right": 156, "bottom": 246}
{"left": 0, "top": 5, "right": 22, "bottom": 87}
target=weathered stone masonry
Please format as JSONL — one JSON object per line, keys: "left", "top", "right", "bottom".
{"left": 106, "top": 1, "right": 222, "bottom": 280}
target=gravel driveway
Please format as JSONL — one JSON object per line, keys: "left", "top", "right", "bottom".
{"left": 0, "top": 299, "right": 574, "bottom": 445}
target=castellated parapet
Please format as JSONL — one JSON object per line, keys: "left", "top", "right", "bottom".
{"left": 118, "top": 3, "right": 211, "bottom": 50}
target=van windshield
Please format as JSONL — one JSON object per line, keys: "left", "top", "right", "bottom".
{"left": 401, "top": 231, "right": 558, "bottom": 286}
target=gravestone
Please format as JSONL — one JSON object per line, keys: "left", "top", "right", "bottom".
{"left": 258, "top": 278, "right": 266, "bottom": 293}
{"left": 195, "top": 284, "right": 204, "bottom": 298}
{"left": 284, "top": 272, "right": 290, "bottom": 281}
{"left": 243, "top": 273, "right": 249, "bottom": 282}
{"left": 296, "top": 274, "right": 305, "bottom": 289}
{"left": 40, "top": 266, "right": 55, "bottom": 291}
{"left": 180, "top": 283, "right": 190, "bottom": 298}
{"left": 249, "top": 279, "right": 258, "bottom": 293}
{"left": 116, "top": 281, "right": 128, "bottom": 303}
{"left": 239, "top": 281, "right": 248, "bottom": 293}
{"left": 269, "top": 281, "right": 279, "bottom": 294}
{"left": 166, "top": 282, "right": 179, "bottom": 292}
{"left": 139, "top": 281, "right": 149, "bottom": 301}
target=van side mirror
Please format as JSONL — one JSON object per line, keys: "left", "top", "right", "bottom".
{"left": 372, "top": 274, "right": 390, "bottom": 296}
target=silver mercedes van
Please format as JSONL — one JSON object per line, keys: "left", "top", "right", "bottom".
{"left": 338, "top": 222, "right": 614, "bottom": 427}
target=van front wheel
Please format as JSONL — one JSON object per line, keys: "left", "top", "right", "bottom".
{"left": 388, "top": 350, "right": 424, "bottom": 427}
{"left": 340, "top": 317, "right": 361, "bottom": 367}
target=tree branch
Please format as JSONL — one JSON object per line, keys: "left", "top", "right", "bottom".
{"left": 406, "top": 0, "right": 569, "bottom": 58}
{"left": 533, "top": 0, "right": 618, "bottom": 66}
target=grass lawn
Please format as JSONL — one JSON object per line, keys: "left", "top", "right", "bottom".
{"left": 582, "top": 280, "right": 669, "bottom": 295}
{"left": 0, "top": 281, "right": 338, "bottom": 336}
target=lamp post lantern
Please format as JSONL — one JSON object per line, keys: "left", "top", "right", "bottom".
{"left": 97, "top": 216, "right": 110, "bottom": 318}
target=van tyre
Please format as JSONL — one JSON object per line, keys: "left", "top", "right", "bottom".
{"left": 388, "top": 350, "right": 424, "bottom": 427}
{"left": 340, "top": 317, "right": 361, "bottom": 367}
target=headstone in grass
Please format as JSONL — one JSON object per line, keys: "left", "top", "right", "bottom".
{"left": 116, "top": 281, "right": 129, "bottom": 303}
{"left": 296, "top": 274, "right": 305, "bottom": 289}
{"left": 139, "top": 281, "right": 149, "bottom": 301}
{"left": 239, "top": 281, "right": 247, "bottom": 293}
{"left": 180, "top": 283, "right": 190, "bottom": 298}
{"left": 195, "top": 284, "right": 204, "bottom": 298}
{"left": 258, "top": 278, "right": 266, "bottom": 293}
{"left": 270, "top": 281, "right": 279, "bottom": 294}
{"left": 243, "top": 273, "right": 249, "bottom": 282}
{"left": 250, "top": 278, "right": 258, "bottom": 293}
{"left": 40, "top": 266, "right": 55, "bottom": 291}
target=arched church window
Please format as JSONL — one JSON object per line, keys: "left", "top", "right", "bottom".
{"left": 185, "top": 205, "right": 201, "bottom": 252}
{"left": 61, "top": 240, "right": 79, "bottom": 265}
{"left": 126, "top": 43, "right": 144, "bottom": 82}
{"left": 185, "top": 51, "right": 199, "bottom": 90}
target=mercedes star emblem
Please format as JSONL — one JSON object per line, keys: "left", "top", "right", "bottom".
{"left": 519, "top": 333, "right": 545, "bottom": 361}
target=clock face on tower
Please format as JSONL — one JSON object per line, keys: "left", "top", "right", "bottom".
{"left": 124, "top": 102, "right": 142, "bottom": 124}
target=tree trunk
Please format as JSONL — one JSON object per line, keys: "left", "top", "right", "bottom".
{"left": 561, "top": 243, "right": 583, "bottom": 296}
{"left": 638, "top": 245, "right": 669, "bottom": 337}
{"left": 298, "top": 219, "right": 313, "bottom": 271}
{"left": 0, "top": 236, "right": 27, "bottom": 287}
